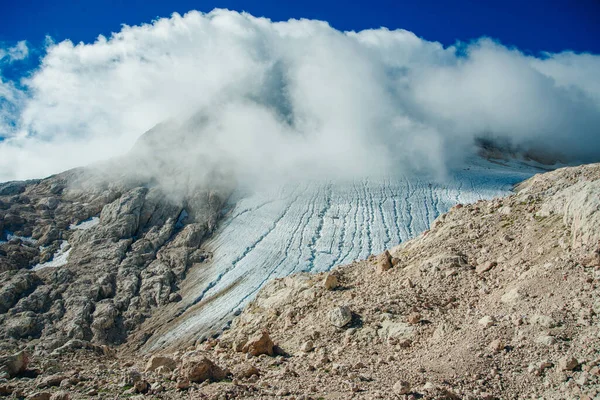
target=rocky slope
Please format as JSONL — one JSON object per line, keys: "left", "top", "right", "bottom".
{"left": 1, "top": 162, "right": 598, "bottom": 399}
{"left": 135, "top": 158, "right": 535, "bottom": 353}
{"left": 0, "top": 121, "right": 234, "bottom": 357}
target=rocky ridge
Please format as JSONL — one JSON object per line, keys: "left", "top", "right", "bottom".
{"left": 1, "top": 162, "right": 599, "bottom": 398}
{"left": 0, "top": 121, "right": 234, "bottom": 356}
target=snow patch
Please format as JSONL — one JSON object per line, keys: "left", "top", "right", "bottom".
{"left": 32, "top": 241, "right": 71, "bottom": 270}
{"left": 0, "top": 231, "right": 36, "bottom": 245}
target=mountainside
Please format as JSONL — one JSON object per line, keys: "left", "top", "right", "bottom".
{"left": 0, "top": 116, "right": 540, "bottom": 357}
{"left": 0, "top": 162, "right": 598, "bottom": 399}
{"left": 137, "top": 159, "right": 536, "bottom": 352}
{"left": 0, "top": 133, "right": 234, "bottom": 355}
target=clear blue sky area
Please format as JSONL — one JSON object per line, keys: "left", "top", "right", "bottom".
{"left": 0, "top": 0, "right": 599, "bottom": 54}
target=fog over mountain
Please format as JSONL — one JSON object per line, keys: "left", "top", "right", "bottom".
{"left": 0, "top": 9, "right": 599, "bottom": 183}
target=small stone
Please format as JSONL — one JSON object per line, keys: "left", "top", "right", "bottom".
{"left": 145, "top": 355, "right": 177, "bottom": 372}
{"left": 407, "top": 312, "right": 421, "bottom": 325}
{"left": 559, "top": 356, "right": 579, "bottom": 371}
{"left": 0, "top": 385, "right": 13, "bottom": 396}
{"left": 530, "top": 315, "right": 557, "bottom": 328}
{"left": 535, "top": 335, "right": 556, "bottom": 346}
{"left": 576, "top": 373, "right": 589, "bottom": 386}
{"left": 528, "top": 360, "right": 553, "bottom": 375}
{"left": 37, "top": 375, "right": 67, "bottom": 389}
{"left": 329, "top": 306, "right": 353, "bottom": 328}
{"left": 393, "top": 380, "right": 411, "bottom": 395}
{"left": 134, "top": 380, "right": 149, "bottom": 393}
{"left": 501, "top": 288, "right": 521, "bottom": 304}
{"left": 488, "top": 339, "right": 504, "bottom": 353}
{"left": 498, "top": 206, "right": 512, "bottom": 215}
{"left": 49, "top": 392, "right": 69, "bottom": 400}
{"left": 176, "top": 378, "right": 190, "bottom": 390}
{"left": 301, "top": 340, "right": 315, "bottom": 353}
{"left": 232, "top": 363, "right": 260, "bottom": 379}
{"left": 150, "top": 382, "right": 164, "bottom": 393}
{"left": 476, "top": 261, "right": 497, "bottom": 274}
{"left": 323, "top": 274, "right": 339, "bottom": 290}
{"left": 169, "top": 293, "right": 182, "bottom": 303}
{"left": 478, "top": 316, "right": 495, "bottom": 328}
{"left": 29, "top": 393, "right": 51, "bottom": 400}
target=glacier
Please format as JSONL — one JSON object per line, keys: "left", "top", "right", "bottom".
{"left": 145, "top": 158, "right": 540, "bottom": 350}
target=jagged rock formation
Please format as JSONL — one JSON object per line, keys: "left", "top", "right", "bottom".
{"left": 0, "top": 122, "right": 233, "bottom": 355}
{"left": 1, "top": 162, "right": 598, "bottom": 399}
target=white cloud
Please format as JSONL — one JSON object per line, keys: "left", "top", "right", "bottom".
{"left": 0, "top": 40, "right": 29, "bottom": 63}
{"left": 0, "top": 9, "right": 599, "bottom": 183}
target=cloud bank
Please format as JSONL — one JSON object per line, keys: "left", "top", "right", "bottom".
{"left": 0, "top": 9, "right": 599, "bottom": 183}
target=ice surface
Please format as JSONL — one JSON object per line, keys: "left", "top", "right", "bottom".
{"left": 32, "top": 241, "right": 71, "bottom": 270}
{"left": 149, "top": 158, "right": 540, "bottom": 350}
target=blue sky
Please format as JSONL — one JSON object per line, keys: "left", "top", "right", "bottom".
{"left": 1, "top": 0, "right": 599, "bottom": 54}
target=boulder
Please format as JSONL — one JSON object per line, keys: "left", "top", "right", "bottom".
{"left": 378, "top": 320, "right": 415, "bottom": 340}
{"left": 407, "top": 312, "right": 421, "bottom": 325}
{"left": 301, "top": 340, "right": 315, "bottom": 353}
{"left": 476, "top": 261, "right": 497, "bottom": 274}
{"left": 535, "top": 335, "right": 556, "bottom": 346}
{"left": 242, "top": 331, "right": 274, "bottom": 356}
{"left": 232, "top": 363, "right": 260, "bottom": 379}
{"left": 145, "top": 355, "right": 177, "bottom": 372}
{"left": 0, "top": 350, "right": 28, "bottom": 378}
{"left": 134, "top": 380, "right": 149, "bottom": 394}
{"left": 323, "top": 273, "right": 338, "bottom": 290}
{"left": 478, "top": 316, "right": 495, "bottom": 328}
{"left": 393, "top": 380, "right": 411, "bottom": 395}
{"left": 488, "top": 339, "right": 505, "bottom": 353}
{"left": 181, "top": 356, "right": 227, "bottom": 382}
{"left": 530, "top": 315, "right": 557, "bottom": 328}
{"left": 28, "top": 393, "right": 51, "bottom": 400}
{"left": 49, "top": 392, "right": 69, "bottom": 400}
{"left": 37, "top": 375, "right": 67, "bottom": 389}
{"left": 375, "top": 250, "right": 392, "bottom": 273}
{"left": 559, "top": 356, "right": 579, "bottom": 371}
{"left": 329, "top": 306, "right": 353, "bottom": 328}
